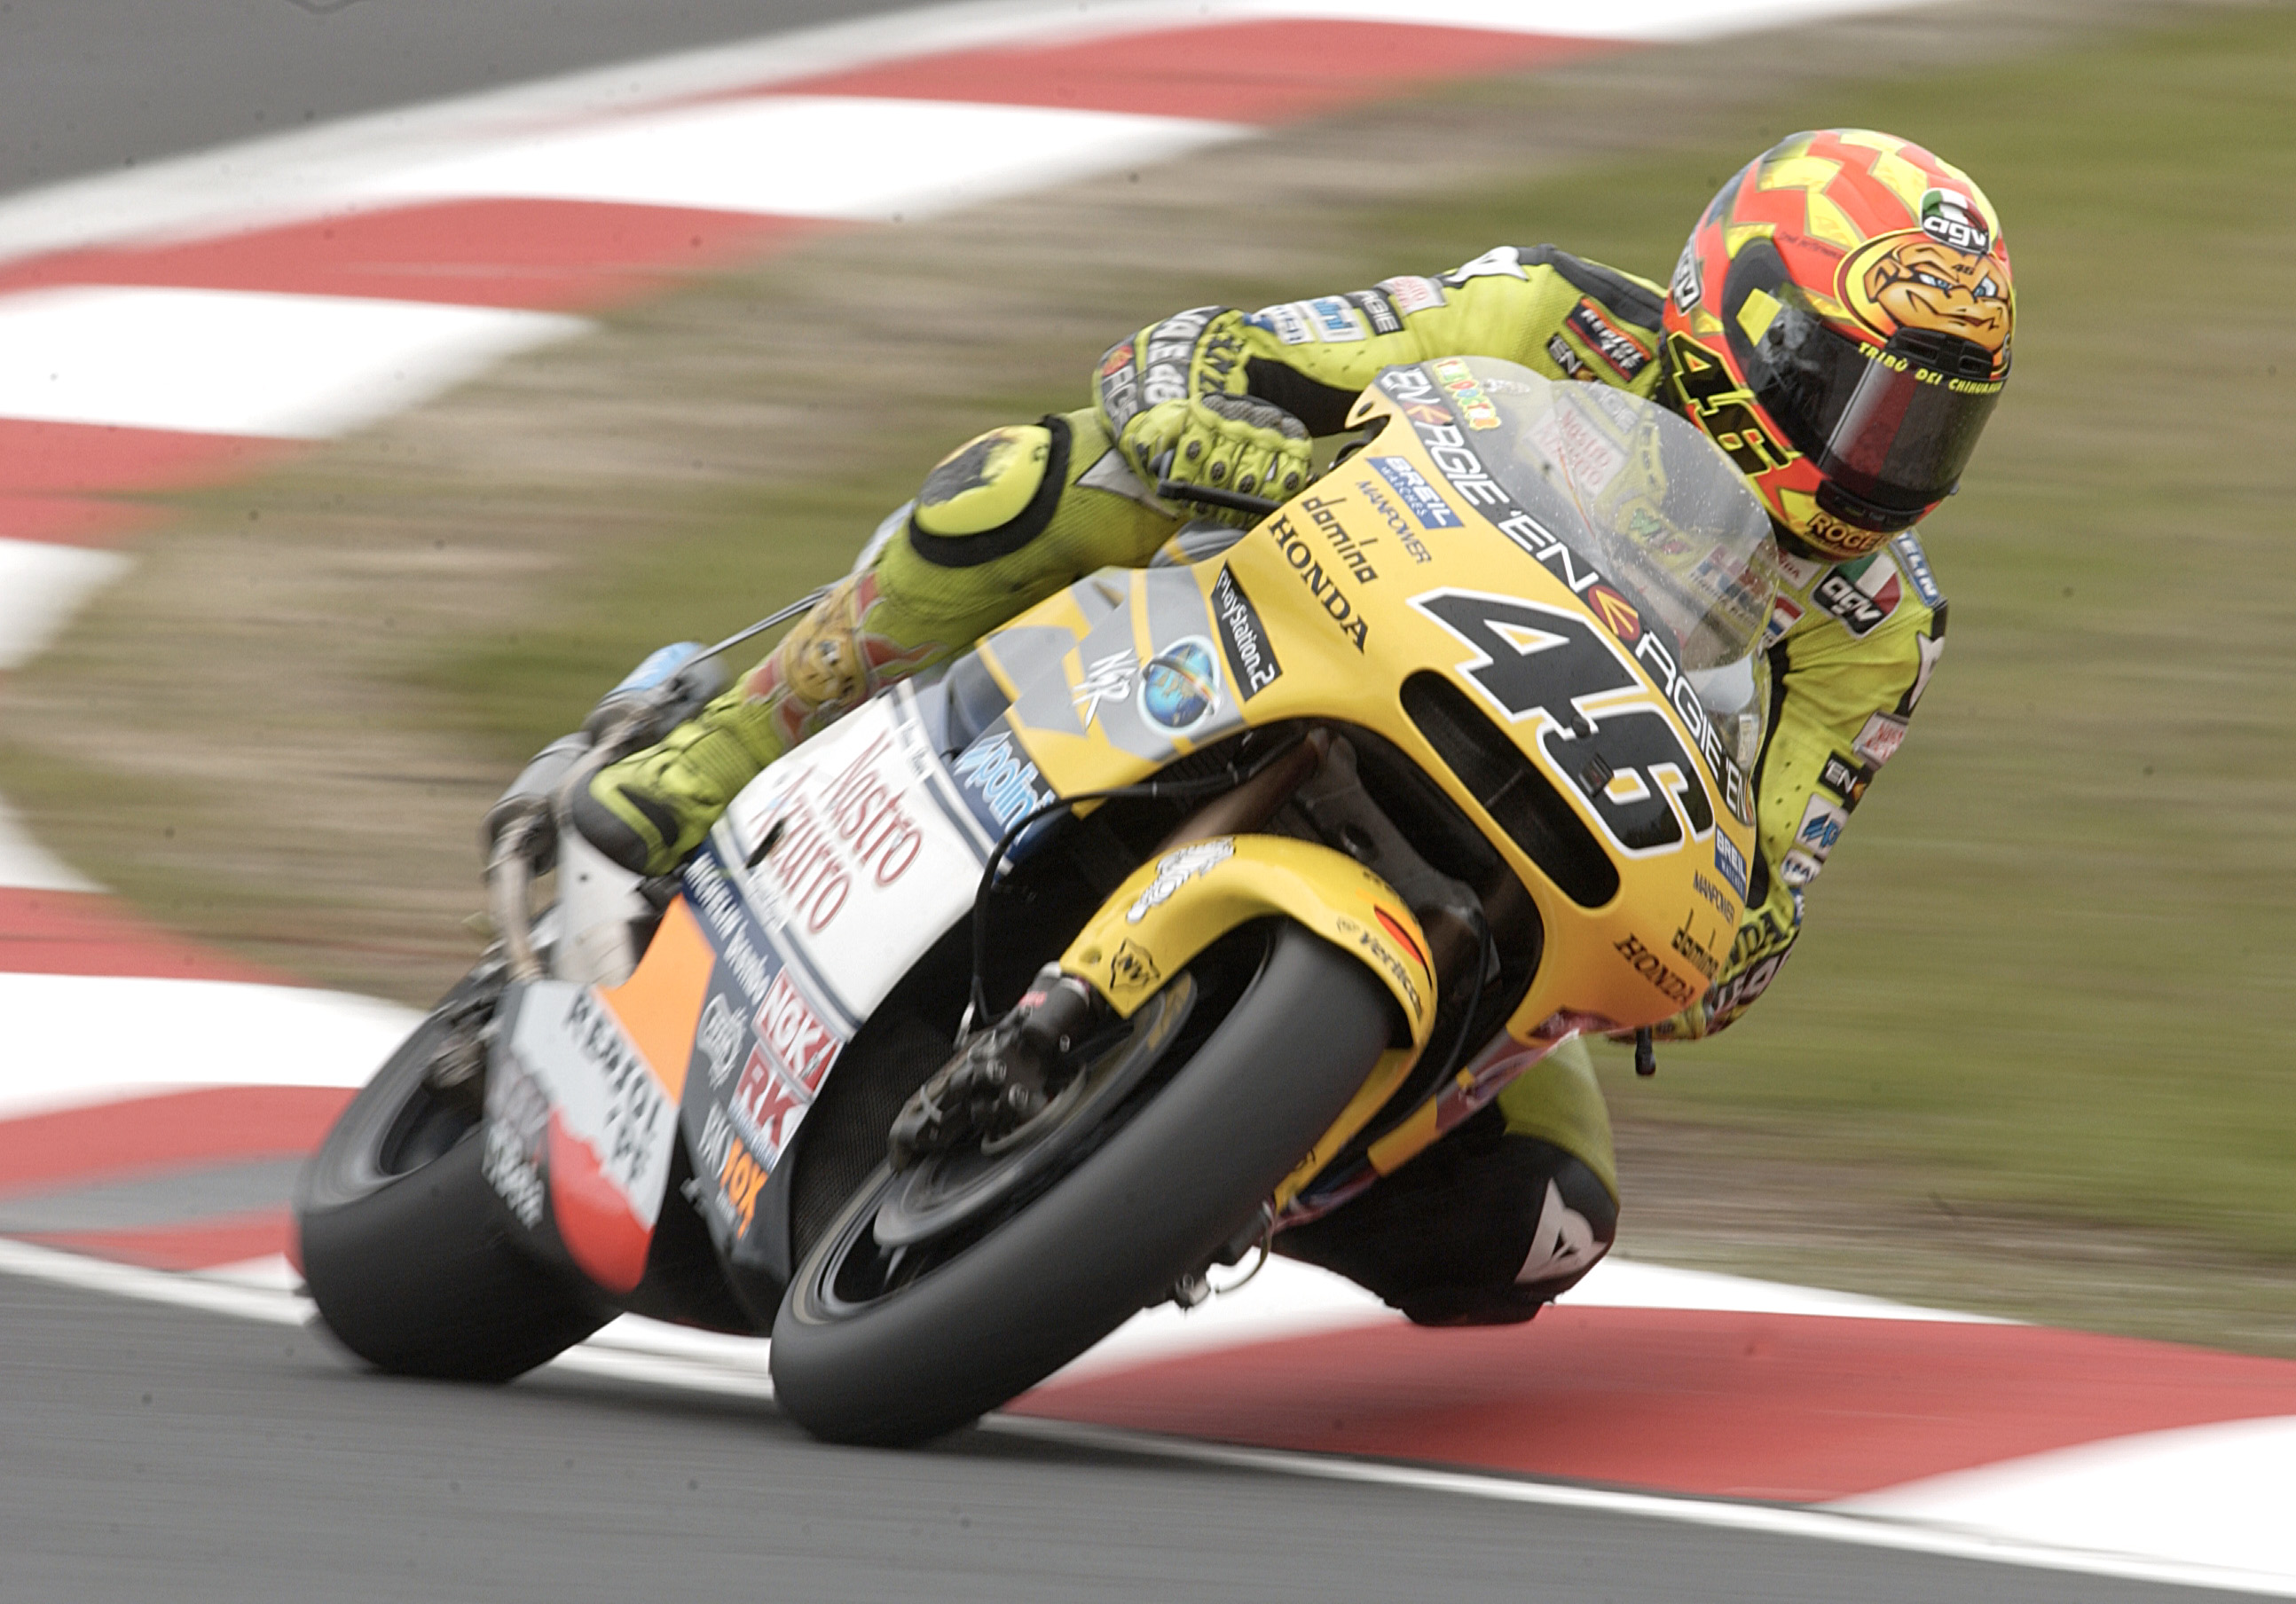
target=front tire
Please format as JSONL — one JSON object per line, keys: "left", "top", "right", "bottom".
{"left": 295, "top": 976, "right": 614, "bottom": 1382}
{"left": 768, "top": 923, "right": 1395, "bottom": 1445}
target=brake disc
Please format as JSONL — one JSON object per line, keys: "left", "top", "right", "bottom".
{"left": 869, "top": 977, "right": 1196, "bottom": 1250}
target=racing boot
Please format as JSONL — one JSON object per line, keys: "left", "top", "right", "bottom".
{"left": 570, "top": 685, "right": 780, "bottom": 875}
{"left": 571, "top": 568, "right": 937, "bottom": 874}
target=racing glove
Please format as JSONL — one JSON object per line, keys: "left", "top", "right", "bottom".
{"left": 1094, "top": 306, "right": 1314, "bottom": 526}
{"left": 1118, "top": 393, "right": 1311, "bottom": 525}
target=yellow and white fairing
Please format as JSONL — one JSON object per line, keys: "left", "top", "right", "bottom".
{"left": 979, "top": 358, "right": 1773, "bottom": 1048}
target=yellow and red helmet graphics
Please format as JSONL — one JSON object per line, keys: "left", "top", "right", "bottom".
{"left": 1662, "top": 130, "right": 2014, "bottom": 559}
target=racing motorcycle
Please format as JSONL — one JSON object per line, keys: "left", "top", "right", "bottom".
{"left": 293, "top": 356, "right": 1781, "bottom": 1446}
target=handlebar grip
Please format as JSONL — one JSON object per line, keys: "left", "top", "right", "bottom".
{"left": 1155, "top": 478, "right": 1281, "bottom": 519}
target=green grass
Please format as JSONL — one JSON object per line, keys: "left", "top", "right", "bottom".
{"left": 413, "top": 478, "right": 908, "bottom": 757}
{"left": 407, "top": 6, "right": 2296, "bottom": 1262}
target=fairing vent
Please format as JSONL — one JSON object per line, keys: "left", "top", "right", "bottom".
{"left": 1401, "top": 672, "right": 1620, "bottom": 909}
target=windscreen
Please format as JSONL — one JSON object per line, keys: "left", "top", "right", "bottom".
{"left": 1419, "top": 356, "right": 1783, "bottom": 766}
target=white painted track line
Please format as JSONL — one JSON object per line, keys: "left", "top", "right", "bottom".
{"left": 1050, "top": 1257, "right": 1393, "bottom": 1380}
{"left": 0, "top": 287, "right": 588, "bottom": 440}
{"left": 0, "top": 797, "right": 98, "bottom": 892}
{"left": 0, "top": 1234, "right": 312, "bottom": 1325}
{"left": 1563, "top": 1254, "right": 2009, "bottom": 1322}
{"left": 0, "top": 537, "right": 133, "bottom": 670}
{"left": 357, "top": 97, "right": 1246, "bottom": 223}
{"left": 1051, "top": 1253, "right": 2004, "bottom": 1385}
{"left": 1839, "top": 1416, "right": 2296, "bottom": 1580}
{"left": 0, "top": 973, "right": 420, "bottom": 1120}
{"left": 1151, "top": 0, "right": 1936, "bottom": 39}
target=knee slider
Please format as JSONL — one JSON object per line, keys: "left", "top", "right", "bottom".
{"left": 1276, "top": 1106, "right": 1621, "bottom": 1329}
{"left": 908, "top": 419, "right": 1071, "bottom": 568}
{"left": 1509, "top": 1143, "right": 1618, "bottom": 1301}
{"left": 1391, "top": 1141, "right": 1617, "bottom": 1327}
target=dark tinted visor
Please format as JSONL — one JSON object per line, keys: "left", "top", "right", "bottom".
{"left": 1722, "top": 244, "right": 2004, "bottom": 522}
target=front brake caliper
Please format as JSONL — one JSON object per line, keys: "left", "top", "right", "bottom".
{"left": 887, "top": 970, "right": 1097, "bottom": 1170}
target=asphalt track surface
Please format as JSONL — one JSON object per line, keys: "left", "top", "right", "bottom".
{"left": 0, "top": 1274, "right": 2235, "bottom": 1604}
{"left": 0, "top": 0, "right": 912, "bottom": 195}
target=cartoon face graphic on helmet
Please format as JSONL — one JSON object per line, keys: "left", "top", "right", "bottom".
{"left": 1845, "top": 190, "right": 2011, "bottom": 354}
{"left": 1662, "top": 131, "right": 2015, "bottom": 559}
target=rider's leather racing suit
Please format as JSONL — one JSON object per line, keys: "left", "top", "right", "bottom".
{"left": 577, "top": 245, "right": 1948, "bottom": 1325}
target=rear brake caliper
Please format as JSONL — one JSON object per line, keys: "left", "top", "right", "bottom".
{"left": 887, "top": 969, "right": 1098, "bottom": 1171}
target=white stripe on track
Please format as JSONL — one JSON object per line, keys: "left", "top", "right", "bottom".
{"left": 1562, "top": 1254, "right": 2009, "bottom": 1323}
{"left": 1051, "top": 1254, "right": 2001, "bottom": 1385}
{"left": 0, "top": 537, "right": 133, "bottom": 671}
{"left": 0, "top": 1234, "right": 2282, "bottom": 1598}
{"left": 1136, "top": 0, "right": 1935, "bottom": 38}
{"left": 0, "top": 972, "right": 420, "bottom": 1120}
{"left": 1839, "top": 1417, "right": 2296, "bottom": 1581}
{"left": 0, "top": 1234, "right": 311, "bottom": 1325}
{"left": 0, "top": 287, "right": 587, "bottom": 440}
{"left": 1050, "top": 1257, "right": 1392, "bottom": 1380}
{"left": 0, "top": 797, "right": 99, "bottom": 892}
{"left": 354, "top": 97, "right": 1244, "bottom": 223}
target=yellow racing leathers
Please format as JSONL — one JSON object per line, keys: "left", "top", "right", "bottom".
{"left": 573, "top": 243, "right": 1947, "bottom": 1320}
{"left": 1668, "top": 531, "right": 1946, "bottom": 1039}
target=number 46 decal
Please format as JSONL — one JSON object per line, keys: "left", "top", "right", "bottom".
{"left": 1412, "top": 589, "right": 1713, "bottom": 855}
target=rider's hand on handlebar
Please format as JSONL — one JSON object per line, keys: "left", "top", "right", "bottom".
{"left": 1120, "top": 394, "right": 1313, "bottom": 527}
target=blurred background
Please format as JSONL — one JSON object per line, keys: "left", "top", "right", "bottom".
{"left": 3, "top": 0, "right": 2290, "bottom": 1351}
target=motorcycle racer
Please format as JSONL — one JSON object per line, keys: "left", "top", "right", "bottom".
{"left": 570, "top": 130, "right": 2012, "bottom": 1326}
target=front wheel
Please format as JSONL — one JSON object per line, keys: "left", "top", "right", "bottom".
{"left": 768, "top": 922, "right": 1396, "bottom": 1445}
{"left": 295, "top": 975, "right": 614, "bottom": 1382}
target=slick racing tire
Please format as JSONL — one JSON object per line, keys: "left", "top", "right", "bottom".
{"left": 770, "top": 922, "right": 1395, "bottom": 1446}
{"left": 295, "top": 976, "right": 613, "bottom": 1383}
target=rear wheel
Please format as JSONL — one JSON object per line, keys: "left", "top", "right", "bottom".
{"left": 295, "top": 974, "right": 613, "bottom": 1382}
{"left": 769, "top": 922, "right": 1395, "bottom": 1445}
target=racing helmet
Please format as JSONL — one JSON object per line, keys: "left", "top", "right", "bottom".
{"left": 1661, "top": 129, "right": 2014, "bottom": 559}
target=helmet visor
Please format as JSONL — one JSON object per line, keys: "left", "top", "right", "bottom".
{"left": 1723, "top": 250, "right": 2003, "bottom": 524}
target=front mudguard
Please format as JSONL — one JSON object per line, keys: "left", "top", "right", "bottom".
{"left": 1058, "top": 835, "right": 1437, "bottom": 1208}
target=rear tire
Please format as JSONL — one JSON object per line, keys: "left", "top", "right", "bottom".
{"left": 295, "top": 977, "right": 613, "bottom": 1382}
{"left": 769, "top": 923, "right": 1394, "bottom": 1445}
